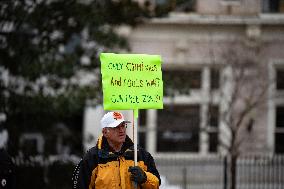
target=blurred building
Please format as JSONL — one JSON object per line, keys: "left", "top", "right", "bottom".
{"left": 84, "top": 0, "right": 284, "bottom": 158}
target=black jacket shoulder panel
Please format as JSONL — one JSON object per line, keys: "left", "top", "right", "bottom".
{"left": 138, "top": 148, "right": 161, "bottom": 185}
{"left": 72, "top": 147, "right": 99, "bottom": 189}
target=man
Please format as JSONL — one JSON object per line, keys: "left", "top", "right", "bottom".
{"left": 72, "top": 111, "right": 160, "bottom": 189}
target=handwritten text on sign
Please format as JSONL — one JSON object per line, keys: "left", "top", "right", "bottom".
{"left": 100, "top": 53, "right": 163, "bottom": 110}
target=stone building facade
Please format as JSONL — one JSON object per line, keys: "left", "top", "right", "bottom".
{"left": 84, "top": 0, "right": 284, "bottom": 158}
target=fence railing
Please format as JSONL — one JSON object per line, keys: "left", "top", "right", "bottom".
{"left": 155, "top": 155, "right": 284, "bottom": 189}
{"left": 10, "top": 154, "right": 284, "bottom": 189}
{"left": 237, "top": 155, "right": 284, "bottom": 189}
{"left": 11, "top": 154, "right": 81, "bottom": 189}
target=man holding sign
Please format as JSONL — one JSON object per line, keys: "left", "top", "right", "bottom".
{"left": 72, "top": 53, "right": 163, "bottom": 189}
{"left": 72, "top": 111, "right": 160, "bottom": 189}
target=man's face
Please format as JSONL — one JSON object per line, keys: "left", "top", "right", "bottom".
{"left": 104, "top": 122, "right": 127, "bottom": 146}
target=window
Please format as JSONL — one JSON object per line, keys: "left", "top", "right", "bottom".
{"left": 19, "top": 133, "right": 44, "bottom": 155}
{"left": 209, "top": 106, "right": 219, "bottom": 127}
{"left": 157, "top": 105, "right": 200, "bottom": 152}
{"left": 209, "top": 133, "right": 218, "bottom": 153}
{"left": 155, "top": 0, "right": 196, "bottom": 14}
{"left": 138, "top": 109, "right": 147, "bottom": 148}
{"left": 275, "top": 106, "right": 284, "bottom": 153}
{"left": 221, "top": 0, "right": 240, "bottom": 6}
{"left": 262, "top": 0, "right": 284, "bottom": 13}
{"left": 210, "top": 68, "right": 220, "bottom": 90}
{"left": 276, "top": 106, "right": 284, "bottom": 127}
{"left": 208, "top": 106, "right": 219, "bottom": 152}
{"left": 276, "top": 69, "right": 284, "bottom": 90}
{"left": 137, "top": 66, "right": 222, "bottom": 154}
{"left": 163, "top": 69, "right": 201, "bottom": 96}
{"left": 174, "top": 0, "right": 196, "bottom": 12}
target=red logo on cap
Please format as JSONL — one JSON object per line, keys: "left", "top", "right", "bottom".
{"left": 113, "top": 112, "right": 122, "bottom": 120}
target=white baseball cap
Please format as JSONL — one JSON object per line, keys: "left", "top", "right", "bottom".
{"left": 101, "top": 112, "right": 130, "bottom": 129}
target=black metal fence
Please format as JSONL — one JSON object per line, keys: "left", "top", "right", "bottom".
{"left": 236, "top": 155, "right": 284, "bottom": 189}
{"left": 10, "top": 154, "right": 284, "bottom": 189}
{"left": 155, "top": 155, "right": 284, "bottom": 189}
{"left": 12, "top": 154, "right": 80, "bottom": 189}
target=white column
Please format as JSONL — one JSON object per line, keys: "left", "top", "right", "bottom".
{"left": 146, "top": 109, "right": 157, "bottom": 155}
{"left": 267, "top": 61, "right": 276, "bottom": 155}
{"left": 200, "top": 67, "right": 210, "bottom": 155}
{"left": 82, "top": 105, "right": 104, "bottom": 152}
{"left": 219, "top": 66, "right": 233, "bottom": 155}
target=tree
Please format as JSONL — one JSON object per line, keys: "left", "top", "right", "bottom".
{"left": 208, "top": 43, "right": 269, "bottom": 189}
{"left": 0, "top": 0, "right": 152, "bottom": 155}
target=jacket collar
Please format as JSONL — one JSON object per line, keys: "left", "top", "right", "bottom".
{"left": 96, "top": 135, "right": 134, "bottom": 159}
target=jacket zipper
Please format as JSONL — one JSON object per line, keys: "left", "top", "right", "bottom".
{"left": 118, "top": 156, "right": 122, "bottom": 188}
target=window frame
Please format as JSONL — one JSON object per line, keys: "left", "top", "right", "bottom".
{"left": 275, "top": 105, "right": 284, "bottom": 153}
{"left": 268, "top": 60, "right": 284, "bottom": 155}
{"left": 262, "top": 0, "right": 284, "bottom": 13}
{"left": 142, "top": 66, "right": 222, "bottom": 155}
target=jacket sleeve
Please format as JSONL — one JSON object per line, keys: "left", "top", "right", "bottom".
{"left": 72, "top": 149, "right": 98, "bottom": 189}
{"left": 141, "top": 151, "right": 161, "bottom": 189}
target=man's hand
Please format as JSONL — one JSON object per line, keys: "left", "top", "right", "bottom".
{"left": 128, "top": 166, "right": 147, "bottom": 184}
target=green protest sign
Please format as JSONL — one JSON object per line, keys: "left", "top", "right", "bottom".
{"left": 100, "top": 53, "right": 163, "bottom": 110}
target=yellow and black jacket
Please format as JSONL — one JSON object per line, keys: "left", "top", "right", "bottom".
{"left": 72, "top": 135, "right": 160, "bottom": 189}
